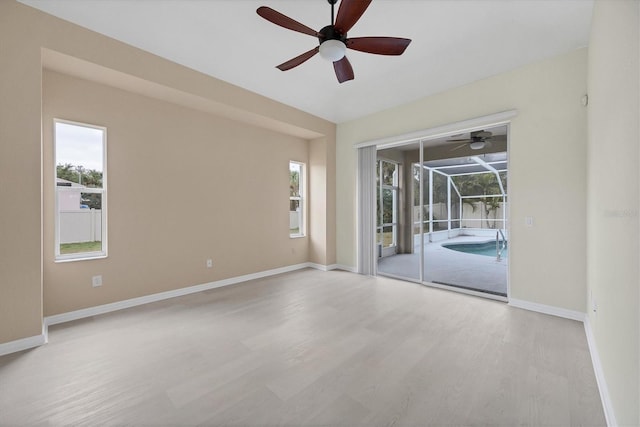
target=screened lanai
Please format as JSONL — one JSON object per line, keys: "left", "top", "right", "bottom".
{"left": 416, "top": 152, "right": 508, "bottom": 236}
{"left": 375, "top": 128, "right": 509, "bottom": 298}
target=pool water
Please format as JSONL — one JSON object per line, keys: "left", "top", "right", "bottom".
{"left": 442, "top": 241, "right": 508, "bottom": 258}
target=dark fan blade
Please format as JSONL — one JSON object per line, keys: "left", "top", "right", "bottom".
{"left": 347, "top": 37, "right": 411, "bottom": 55}
{"left": 276, "top": 47, "right": 319, "bottom": 71}
{"left": 334, "top": 0, "right": 372, "bottom": 34}
{"left": 446, "top": 138, "right": 472, "bottom": 143}
{"left": 333, "top": 56, "right": 354, "bottom": 83}
{"left": 257, "top": 6, "right": 319, "bottom": 37}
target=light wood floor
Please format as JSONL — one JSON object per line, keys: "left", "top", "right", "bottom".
{"left": 0, "top": 269, "right": 605, "bottom": 426}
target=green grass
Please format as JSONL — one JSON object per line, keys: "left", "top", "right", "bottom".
{"left": 60, "top": 241, "right": 101, "bottom": 254}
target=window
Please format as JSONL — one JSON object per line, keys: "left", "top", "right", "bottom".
{"left": 54, "top": 120, "right": 107, "bottom": 261}
{"left": 289, "top": 161, "right": 304, "bottom": 237}
{"left": 376, "top": 159, "right": 398, "bottom": 255}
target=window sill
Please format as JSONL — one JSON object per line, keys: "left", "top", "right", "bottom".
{"left": 55, "top": 254, "right": 107, "bottom": 263}
{"left": 289, "top": 234, "right": 306, "bottom": 239}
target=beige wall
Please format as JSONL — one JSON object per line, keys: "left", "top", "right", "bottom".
{"left": 587, "top": 1, "right": 639, "bottom": 425}
{"left": 0, "top": 0, "right": 336, "bottom": 344}
{"left": 43, "top": 70, "right": 311, "bottom": 315}
{"left": 337, "top": 48, "right": 588, "bottom": 312}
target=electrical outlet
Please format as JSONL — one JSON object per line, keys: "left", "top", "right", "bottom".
{"left": 206, "top": 259, "right": 213, "bottom": 268}
{"left": 92, "top": 275, "right": 102, "bottom": 287}
{"left": 525, "top": 216, "right": 534, "bottom": 227}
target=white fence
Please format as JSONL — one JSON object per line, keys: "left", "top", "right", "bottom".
{"left": 59, "top": 209, "right": 102, "bottom": 244}
{"left": 413, "top": 201, "right": 507, "bottom": 229}
{"left": 289, "top": 211, "right": 299, "bottom": 229}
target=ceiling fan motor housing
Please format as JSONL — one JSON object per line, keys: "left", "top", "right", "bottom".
{"left": 319, "top": 25, "right": 346, "bottom": 44}
{"left": 318, "top": 25, "right": 347, "bottom": 61}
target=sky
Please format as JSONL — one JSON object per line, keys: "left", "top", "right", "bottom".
{"left": 55, "top": 122, "right": 104, "bottom": 172}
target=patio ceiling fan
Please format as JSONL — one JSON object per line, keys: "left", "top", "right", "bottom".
{"left": 256, "top": 0, "right": 412, "bottom": 83}
{"left": 448, "top": 131, "right": 501, "bottom": 151}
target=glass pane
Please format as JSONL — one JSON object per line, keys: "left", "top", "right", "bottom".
{"left": 413, "top": 164, "right": 429, "bottom": 236}
{"left": 58, "top": 192, "right": 103, "bottom": 255}
{"left": 483, "top": 197, "right": 502, "bottom": 229}
{"left": 499, "top": 171, "right": 507, "bottom": 192}
{"left": 432, "top": 220, "right": 447, "bottom": 231}
{"left": 450, "top": 181, "right": 460, "bottom": 229}
{"left": 432, "top": 173, "right": 448, "bottom": 224}
{"left": 382, "top": 188, "right": 393, "bottom": 225}
{"left": 289, "top": 162, "right": 301, "bottom": 197}
{"left": 411, "top": 163, "right": 422, "bottom": 255}
{"left": 421, "top": 157, "right": 430, "bottom": 282}
{"left": 55, "top": 122, "right": 104, "bottom": 189}
{"left": 412, "top": 164, "right": 419, "bottom": 205}
{"left": 55, "top": 121, "right": 105, "bottom": 258}
{"left": 376, "top": 187, "right": 381, "bottom": 226}
{"left": 461, "top": 197, "right": 503, "bottom": 229}
{"left": 289, "top": 198, "right": 301, "bottom": 234}
{"left": 382, "top": 225, "right": 394, "bottom": 248}
{"left": 461, "top": 197, "right": 481, "bottom": 228}
{"left": 381, "top": 161, "right": 397, "bottom": 186}
{"left": 451, "top": 172, "right": 501, "bottom": 197}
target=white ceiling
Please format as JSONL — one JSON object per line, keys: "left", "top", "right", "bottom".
{"left": 20, "top": 0, "right": 593, "bottom": 124}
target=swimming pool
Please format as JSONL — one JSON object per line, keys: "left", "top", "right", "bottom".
{"left": 442, "top": 240, "right": 508, "bottom": 258}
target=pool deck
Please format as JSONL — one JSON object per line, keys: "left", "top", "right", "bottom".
{"left": 377, "top": 235, "right": 508, "bottom": 296}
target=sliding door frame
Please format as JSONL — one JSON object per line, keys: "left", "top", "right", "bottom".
{"left": 356, "top": 110, "right": 517, "bottom": 301}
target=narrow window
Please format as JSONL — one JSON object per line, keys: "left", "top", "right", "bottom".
{"left": 54, "top": 120, "right": 107, "bottom": 261}
{"left": 289, "top": 161, "right": 304, "bottom": 237}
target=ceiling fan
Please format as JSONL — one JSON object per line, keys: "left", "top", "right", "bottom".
{"left": 448, "top": 131, "right": 497, "bottom": 151}
{"left": 257, "top": 0, "right": 411, "bottom": 83}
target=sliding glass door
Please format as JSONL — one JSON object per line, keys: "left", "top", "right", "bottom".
{"left": 374, "top": 125, "right": 509, "bottom": 300}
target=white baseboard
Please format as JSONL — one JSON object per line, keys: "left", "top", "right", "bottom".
{"left": 2, "top": 262, "right": 337, "bottom": 357}
{"left": 508, "top": 298, "right": 586, "bottom": 322}
{"left": 584, "top": 317, "right": 617, "bottom": 427}
{"left": 508, "top": 299, "right": 616, "bottom": 426}
{"left": 0, "top": 262, "right": 343, "bottom": 356}
{"left": 0, "top": 333, "right": 46, "bottom": 357}
{"left": 307, "top": 262, "right": 330, "bottom": 271}
{"left": 46, "top": 262, "right": 316, "bottom": 326}
{"left": 333, "top": 264, "right": 357, "bottom": 273}
{"left": 306, "top": 263, "right": 357, "bottom": 272}
{"left": 309, "top": 263, "right": 357, "bottom": 272}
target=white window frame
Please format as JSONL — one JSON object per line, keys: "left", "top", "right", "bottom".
{"left": 289, "top": 161, "right": 305, "bottom": 238}
{"left": 54, "top": 119, "right": 108, "bottom": 262}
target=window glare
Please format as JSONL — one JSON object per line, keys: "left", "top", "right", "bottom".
{"left": 56, "top": 122, "right": 104, "bottom": 173}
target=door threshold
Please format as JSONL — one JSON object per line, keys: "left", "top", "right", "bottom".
{"left": 377, "top": 272, "right": 508, "bottom": 302}
{"left": 426, "top": 280, "right": 508, "bottom": 302}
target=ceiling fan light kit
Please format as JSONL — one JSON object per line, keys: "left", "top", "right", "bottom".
{"left": 319, "top": 39, "right": 346, "bottom": 62}
{"left": 469, "top": 140, "right": 486, "bottom": 150}
{"left": 257, "top": 0, "right": 411, "bottom": 83}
